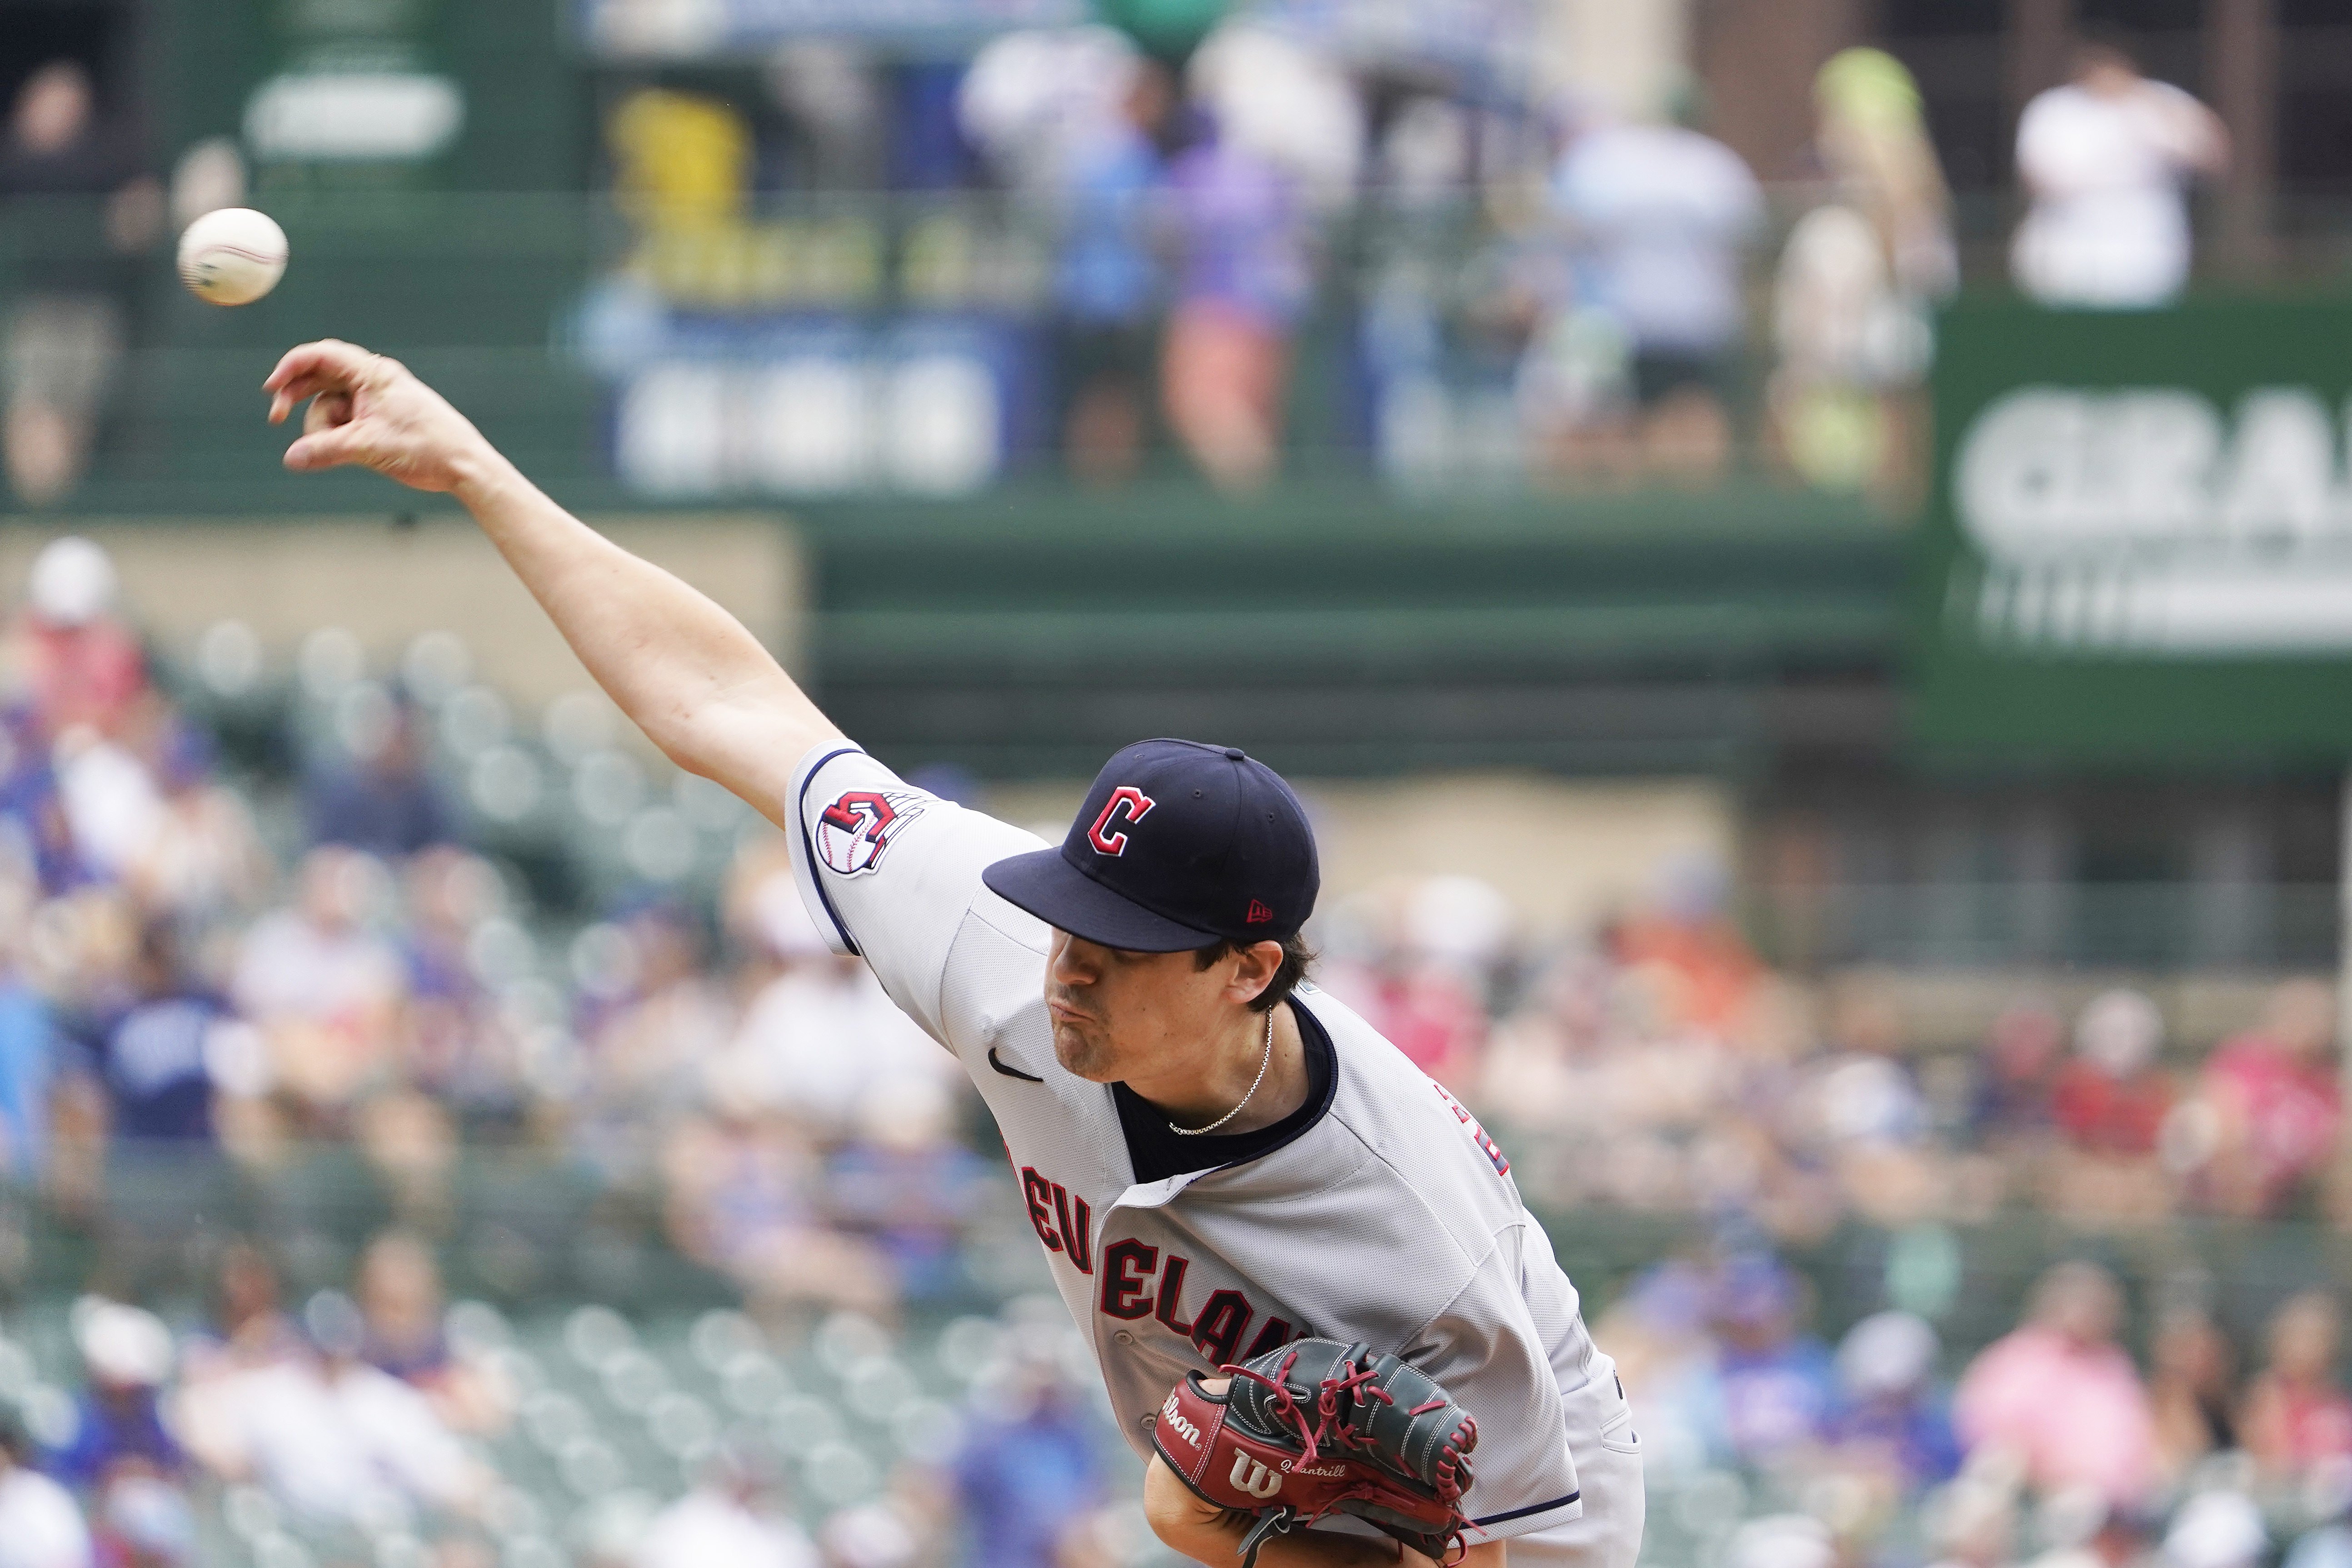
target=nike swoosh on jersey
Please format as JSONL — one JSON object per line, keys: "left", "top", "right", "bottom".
{"left": 988, "top": 1047, "right": 1045, "bottom": 1083}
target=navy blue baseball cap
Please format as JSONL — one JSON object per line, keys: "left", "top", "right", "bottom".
{"left": 982, "top": 739, "right": 1318, "bottom": 951}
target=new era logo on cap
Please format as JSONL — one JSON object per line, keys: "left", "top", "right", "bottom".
{"left": 981, "top": 739, "right": 1320, "bottom": 952}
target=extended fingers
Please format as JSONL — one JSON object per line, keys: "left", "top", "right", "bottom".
{"left": 263, "top": 338, "right": 372, "bottom": 392}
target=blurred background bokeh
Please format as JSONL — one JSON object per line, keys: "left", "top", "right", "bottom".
{"left": 7, "top": 1, "right": 2352, "bottom": 1567}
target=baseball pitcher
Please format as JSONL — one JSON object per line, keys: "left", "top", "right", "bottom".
{"left": 261, "top": 341, "right": 1644, "bottom": 1568}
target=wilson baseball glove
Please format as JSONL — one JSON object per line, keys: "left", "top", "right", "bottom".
{"left": 1152, "top": 1337, "right": 1479, "bottom": 1568}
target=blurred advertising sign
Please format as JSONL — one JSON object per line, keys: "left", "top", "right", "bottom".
{"left": 1916, "top": 298, "right": 2352, "bottom": 759}
{"left": 580, "top": 0, "right": 1084, "bottom": 55}
{"left": 584, "top": 308, "right": 1038, "bottom": 497}
{"left": 236, "top": 0, "right": 469, "bottom": 188}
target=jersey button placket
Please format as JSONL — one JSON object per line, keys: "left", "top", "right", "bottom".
{"left": 1114, "top": 1330, "right": 1135, "bottom": 1345}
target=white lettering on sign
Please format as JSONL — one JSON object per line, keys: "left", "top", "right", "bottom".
{"left": 1953, "top": 386, "right": 2352, "bottom": 653}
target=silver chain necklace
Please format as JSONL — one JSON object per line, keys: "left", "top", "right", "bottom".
{"left": 1169, "top": 1008, "right": 1275, "bottom": 1136}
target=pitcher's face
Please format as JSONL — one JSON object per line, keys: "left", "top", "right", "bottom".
{"left": 1044, "top": 930, "right": 1228, "bottom": 1083}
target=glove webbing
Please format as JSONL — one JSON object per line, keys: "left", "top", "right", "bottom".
{"left": 1222, "top": 1349, "right": 1478, "bottom": 1566}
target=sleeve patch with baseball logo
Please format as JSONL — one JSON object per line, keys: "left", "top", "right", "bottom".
{"left": 813, "top": 789, "right": 924, "bottom": 877}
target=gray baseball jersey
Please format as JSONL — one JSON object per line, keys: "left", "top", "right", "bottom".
{"left": 786, "top": 745, "right": 1642, "bottom": 1567}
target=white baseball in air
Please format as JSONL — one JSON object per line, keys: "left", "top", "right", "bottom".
{"left": 176, "top": 207, "right": 288, "bottom": 306}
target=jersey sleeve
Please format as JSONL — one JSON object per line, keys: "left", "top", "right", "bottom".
{"left": 1404, "top": 1225, "right": 1586, "bottom": 1541}
{"left": 784, "top": 744, "right": 1048, "bottom": 1045}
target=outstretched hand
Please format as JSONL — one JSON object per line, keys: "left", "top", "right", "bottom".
{"left": 264, "top": 339, "right": 498, "bottom": 494}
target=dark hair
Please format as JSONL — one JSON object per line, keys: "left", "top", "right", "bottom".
{"left": 2072, "top": 28, "right": 2141, "bottom": 78}
{"left": 1193, "top": 931, "right": 1314, "bottom": 1014}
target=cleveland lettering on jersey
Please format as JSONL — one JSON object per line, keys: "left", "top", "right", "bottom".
{"left": 1019, "top": 1165, "right": 1094, "bottom": 1273}
{"left": 1090, "top": 1233, "right": 1306, "bottom": 1364}
{"left": 1435, "top": 1081, "right": 1513, "bottom": 1178}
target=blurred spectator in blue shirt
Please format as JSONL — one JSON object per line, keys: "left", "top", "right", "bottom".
{"left": 1710, "top": 1253, "right": 1837, "bottom": 1467}
{"left": 1052, "top": 61, "right": 1172, "bottom": 486}
{"left": 1969, "top": 999, "right": 2065, "bottom": 1152}
{"left": 81, "top": 924, "right": 229, "bottom": 1146}
{"left": 46, "top": 1298, "right": 184, "bottom": 1493}
{"left": 0, "top": 962, "right": 55, "bottom": 1181}
{"left": 1823, "top": 1310, "right": 1959, "bottom": 1495}
{"left": 954, "top": 1360, "right": 1102, "bottom": 1568}
{"left": 305, "top": 693, "right": 455, "bottom": 859}
{"left": 397, "top": 848, "right": 521, "bottom": 1127}
{"left": 827, "top": 1080, "right": 986, "bottom": 1303}
{"left": 0, "top": 708, "right": 92, "bottom": 896}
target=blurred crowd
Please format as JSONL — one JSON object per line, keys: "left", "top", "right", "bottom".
{"left": 1317, "top": 866, "right": 2344, "bottom": 1240}
{"left": 0, "top": 1230, "right": 1129, "bottom": 1568}
{"left": 2, "top": 12, "right": 2241, "bottom": 505}
{"left": 0, "top": 533, "right": 989, "bottom": 1328}
{"left": 589, "top": 18, "right": 2236, "bottom": 502}
{"left": 597, "top": 20, "right": 2226, "bottom": 502}
{"left": 1598, "top": 1248, "right": 2352, "bottom": 1568}
{"left": 0, "top": 529, "right": 2334, "bottom": 1568}
{"left": 599, "top": 20, "right": 1920, "bottom": 497}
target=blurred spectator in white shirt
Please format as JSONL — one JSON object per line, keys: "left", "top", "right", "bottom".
{"left": 179, "top": 1289, "right": 487, "bottom": 1533}
{"left": 636, "top": 1443, "right": 817, "bottom": 1568}
{"left": 575, "top": 898, "right": 735, "bottom": 1181}
{"left": 711, "top": 865, "right": 955, "bottom": 1143}
{"left": 1555, "top": 100, "right": 1762, "bottom": 483}
{"left": 2164, "top": 1490, "right": 2267, "bottom": 1568}
{"left": 126, "top": 722, "right": 269, "bottom": 929}
{"left": 0, "top": 1399, "right": 90, "bottom": 1568}
{"left": 51, "top": 725, "right": 159, "bottom": 885}
{"left": 232, "top": 846, "right": 405, "bottom": 1119}
{"left": 2012, "top": 38, "right": 2227, "bottom": 309}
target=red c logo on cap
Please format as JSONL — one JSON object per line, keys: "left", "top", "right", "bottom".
{"left": 1088, "top": 787, "right": 1155, "bottom": 856}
